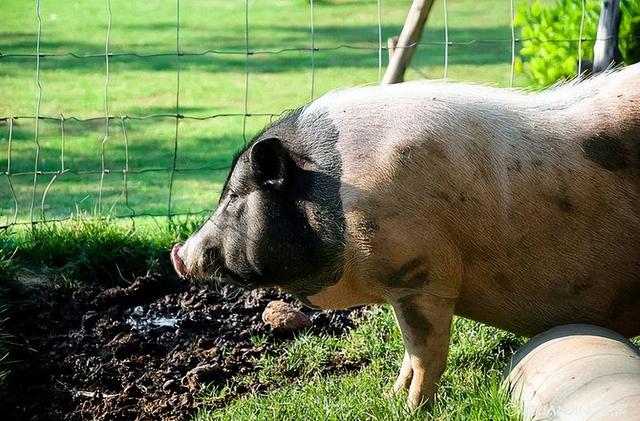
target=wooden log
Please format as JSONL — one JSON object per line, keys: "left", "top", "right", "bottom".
{"left": 593, "top": 0, "right": 622, "bottom": 73}
{"left": 381, "top": 0, "right": 435, "bottom": 85}
{"left": 505, "top": 324, "right": 640, "bottom": 421}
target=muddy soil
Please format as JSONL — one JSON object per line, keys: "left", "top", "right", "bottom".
{"left": 4, "top": 272, "right": 366, "bottom": 420}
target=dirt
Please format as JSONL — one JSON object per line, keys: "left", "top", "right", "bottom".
{"left": 4, "top": 272, "right": 367, "bottom": 420}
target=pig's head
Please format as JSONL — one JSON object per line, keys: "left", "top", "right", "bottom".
{"left": 171, "top": 109, "right": 346, "bottom": 303}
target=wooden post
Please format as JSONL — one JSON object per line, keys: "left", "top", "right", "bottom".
{"left": 387, "top": 36, "right": 399, "bottom": 61}
{"left": 382, "top": 0, "right": 435, "bottom": 85}
{"left": 593, "top": 0, "right": 622, "bottom": 73}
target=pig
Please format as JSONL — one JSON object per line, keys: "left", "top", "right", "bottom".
{"left": 171, "top": 64, "right": 640, "bottom": 409}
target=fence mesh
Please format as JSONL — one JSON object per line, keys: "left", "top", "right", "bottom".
{"left": 0, "top": 0, "right": 632, "bottom": 228}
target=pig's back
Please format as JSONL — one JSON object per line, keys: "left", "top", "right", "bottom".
{"left": 302, "top": 65, "right": 640, "bottom": 337}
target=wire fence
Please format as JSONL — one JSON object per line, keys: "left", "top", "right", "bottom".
{"left": 0, "top": 0, "right": 632, "bottom": 228}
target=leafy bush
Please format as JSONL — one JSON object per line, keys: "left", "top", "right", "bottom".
{"left": 515, "top": 0, "right": 640, "bottom": 88}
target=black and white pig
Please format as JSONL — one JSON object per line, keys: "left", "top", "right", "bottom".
{"left": 171, "top": 64, "right": 640, "bottom": 409}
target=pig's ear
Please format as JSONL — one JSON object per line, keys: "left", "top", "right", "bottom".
{"left": 249, "top": 137, "right": 288, "bottom": 188}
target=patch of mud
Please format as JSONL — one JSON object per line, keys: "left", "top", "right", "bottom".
{"left": 4, "top": 272, "right": 367, "bottom": 420}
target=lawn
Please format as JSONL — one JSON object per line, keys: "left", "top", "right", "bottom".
{"left": 195, "top": 308, "right": 524, "bottom": 421}
{"left": 0, "top": 0, "right": 530, "bottom": 226}
{"left": 0, "top": 0, "right": 599, "bottom": 419}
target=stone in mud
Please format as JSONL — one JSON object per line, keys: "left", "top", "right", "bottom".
{"left": 261, "top": 300, "right": 311, "bottom": 331}
{"left": 162, "top": 379, "right": 177, "bottom": 391}
{"left": 183, "top": 364, "right": 223, "bottom": 392}
{"left": 122, "top": 384, "right": 142, "bottom": 398}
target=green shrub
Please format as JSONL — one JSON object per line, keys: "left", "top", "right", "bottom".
{"left": 515, "top": 0, "right": 640, "bottom": 88}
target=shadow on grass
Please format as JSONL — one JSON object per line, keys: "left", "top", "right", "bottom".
{"left": 1, "top": 119, "right": 242, "bottom": 173}
{"left": 1, "top": 24, "right": 512, "bottom": 75}
{"left": 1, "top": 167, "right": 227, "bottom": 222}
{"left": 1, "top": 117, "right": 235, "bottom": 219}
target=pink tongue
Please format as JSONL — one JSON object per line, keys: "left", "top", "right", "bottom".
{"left": 171, "top": 244, "right": 187, "bottom": 278}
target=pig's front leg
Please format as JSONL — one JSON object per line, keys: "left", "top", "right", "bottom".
{"left": 391, "top": 294, "right": 454, "bottom": 410}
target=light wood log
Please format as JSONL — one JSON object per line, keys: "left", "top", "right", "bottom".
{"left": 381, "top": 0, "right": 435, "bottom": 85}
{"left": 506, "top": 324, "right": 640, "bottom": 421}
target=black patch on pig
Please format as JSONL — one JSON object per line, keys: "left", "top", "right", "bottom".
{"left": 396, "top": 294, "right": 432, "bottom": 342}
{"left": 556, "top": 196, "right": 574, "bottom": 213}
{"left": 385, "top": 258, "right": 430, "bottom": 289}
{"left": 434, "top": 191, "right": 451, "bottom": 203}
{"left": 582, "top": 134, "right": 627, "bottom": 171}
{"left": 405, "top": 272, "right": 429, "bottom": 288}
{"left": 495, "top": 272, "right": 513, "bottom": 291}
{"left": 201, "top": 106, "right": 346, "bottom": 301}
{"left": 507, "top": 159, "right": 522, "bottom": 173}
{"left": 571, "top": 276, "right": 593, "bottom": 295}
{"left": 282, "top": 109, "right": 345, "bottom": 298}
{"left": 394, "top": 258, "right": 428, "bottom": 288}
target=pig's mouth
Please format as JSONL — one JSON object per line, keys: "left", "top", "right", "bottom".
{"left": 171, "top": 243, "right": 255, "bottom": 289}
{"left": 221, "top": 269, "right": 256, "bottom": 290}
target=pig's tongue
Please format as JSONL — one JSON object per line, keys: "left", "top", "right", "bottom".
{"left": 171, "top": 244, "right": 187, "bottom": 278}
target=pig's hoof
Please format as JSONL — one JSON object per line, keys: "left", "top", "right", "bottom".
{"left": 407, "top": 386, "right": 432, "bottom": 412}
{"left": 392, "top": 374, "right": 411, "bottom": 394}
{"left": 385, "top": 380, "right": 407, "bottom": 399}
{"left": 407, "top": 394, "right": 424, "bottom": 411}
{"left": 393, "top": 354, "right": 413, "bottom": 394}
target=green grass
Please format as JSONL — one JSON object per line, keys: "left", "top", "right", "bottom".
{"left": 195, "top": 307, "right": 524, "bottom": 420}
{"left": 1, "top": 0, "right": 529, "bottom": 225}
{"left": 0, "top": 214, "right": 201, "bottom": 285}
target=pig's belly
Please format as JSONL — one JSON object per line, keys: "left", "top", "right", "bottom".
{"left": 454, "top": 270, "right": 640, "bottom": 338}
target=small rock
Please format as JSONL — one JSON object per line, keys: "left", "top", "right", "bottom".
{"left": 183, "top": 364, "right": 222, "bottom": 392}
{"left": 196, "top": 338, "right": 213, "bottom": 350}
{"left": 261, "top": 300, "right": 311, "bottom": 331}
{"left": 180, "top": 294, "right": 195, "bottom": 309}
{"left": 81, "top": 311, "right": 100, "bottom": 330}
{"left": 122, "top": 384, "right": 142, "bottom": 397}
{"left": 162, "top": 379, "right": 177, "bottom": 391}
{"left": 200, "top": 346, "right": 219, "bottom": 359}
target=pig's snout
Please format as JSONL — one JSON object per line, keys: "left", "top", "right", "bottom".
{"left": 171, "top": 244, "right": 188, "bottom": 278}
